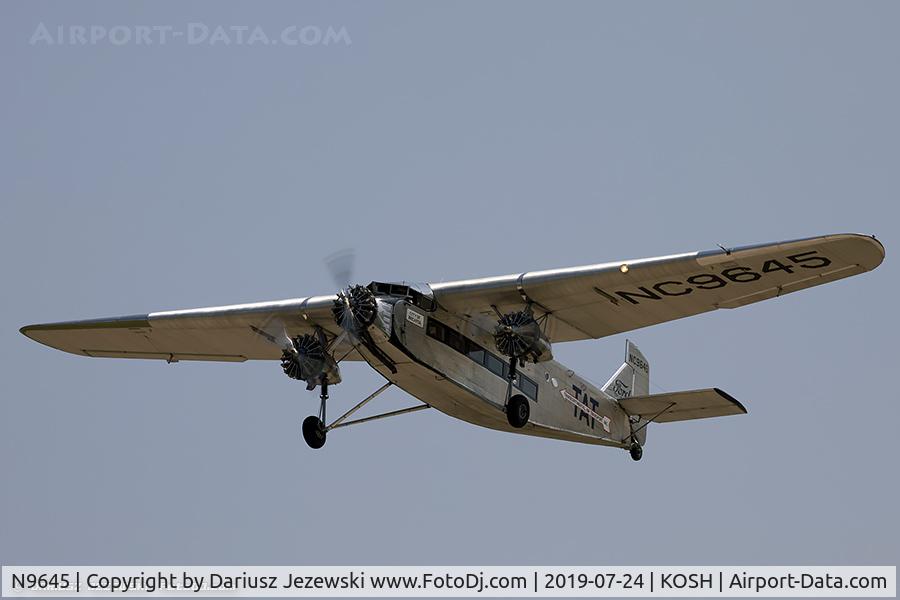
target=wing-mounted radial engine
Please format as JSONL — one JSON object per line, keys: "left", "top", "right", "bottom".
{"left": 493, "top": 309, "right": 552, "bottom": 364}
{"left": 492, "top": 307, "right": 552, "bottom": 428}
{"left": 280, "top": 328, "right": 341, "bottom": 391}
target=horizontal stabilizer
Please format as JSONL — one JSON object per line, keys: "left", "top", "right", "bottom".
{"left": 618, "top": 388, "right": 746, "bottom": 423}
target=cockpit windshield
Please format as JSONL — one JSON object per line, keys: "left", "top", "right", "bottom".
{"left": 368, "top": 281, "right": 436, "bottom": 312}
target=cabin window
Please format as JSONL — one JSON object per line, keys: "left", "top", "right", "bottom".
{"left": 485, "top": 353, "right": 505, "bottom": 376}
{"left": 467, "top": 346, "right": 485, "bottom": 364}
{"left": 518, "top": 376, "right": 538, "bottom": 400}
{"left": 413, "top": 294, "right": 436, "bottom": 312}
{"left": 444, "top": 328, "right": 465, "bottom": 353}
{"left": 425, "top": 316, "right": 538, "bottom": 401}
{"left": 426, "top": 320, "right": 444, "bottom": 342}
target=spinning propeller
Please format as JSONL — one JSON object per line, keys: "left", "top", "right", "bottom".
{"left": 324, "top": 248, "right": 378, "bottom": 350}
{"left": 331, "top": 284, "right": 378, "bottom": 341}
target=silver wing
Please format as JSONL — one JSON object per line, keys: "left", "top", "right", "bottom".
{"left": 20, "top": 295, "right": 361, "bottom": 362}
{"left": 432, "top": 233, "right": 884, "bottom": 342}
{"left": 21, "top": 233, "right": 884, "bottom": 359}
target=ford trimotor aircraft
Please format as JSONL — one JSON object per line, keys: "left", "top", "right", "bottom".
{"left": 21, "top": 233, "right": 884, "bottom": 460}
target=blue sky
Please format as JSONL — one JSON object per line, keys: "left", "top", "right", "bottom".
{"left": 2, "top": 1, "right": 898, "bottom": 566}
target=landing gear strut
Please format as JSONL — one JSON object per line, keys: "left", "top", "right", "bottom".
{"left": 301, "top": 377, "right": 329, "bottom": 449}
{"left": 503, "top": 357, "right": 530, "bottom": 429}
{"left": 300, "top": 380, "right": 430, "bottom": 449}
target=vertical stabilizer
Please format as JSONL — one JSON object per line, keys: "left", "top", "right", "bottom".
{"left": 602, "top": 340, "right": 650, "bottom": 399}
{"left": 602, "top": 340, "right": 650, "bottom": 446}
{"left": 625, "top": 340, "right": 650, "bottom": 397}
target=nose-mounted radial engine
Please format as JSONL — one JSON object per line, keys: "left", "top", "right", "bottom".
{"left": 492, "top": 306, "right": 552, "bottom": 428}
{"left": 331, "top": 284, "right": 398, "bottom": 373}
{"left": 331, "top": 284, "right": 378, "bottom": 336}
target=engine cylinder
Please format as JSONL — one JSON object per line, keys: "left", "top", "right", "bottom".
{"left": 493, "top": 310, "right": 552, "bottom": 362}
{"left": 281, "top": 333, "right": 340, "bottom": 389}
{"left": 331, "top": 284, "right": 377, "bottom": 335}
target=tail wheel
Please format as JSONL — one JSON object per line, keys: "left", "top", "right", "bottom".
{"left": 506, "top": 395, "right": 530, "bottom": 429}
{"left": 302, "top": 415, "right": 327, "bottom": 449}
{"left": 629, "top": 443, "right": 643, "bottom": 461}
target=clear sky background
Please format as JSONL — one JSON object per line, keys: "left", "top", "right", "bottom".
{"left": 2, "top": 1, "right": 898, "bottom": 568}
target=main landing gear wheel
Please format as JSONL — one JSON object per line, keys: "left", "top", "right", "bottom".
{"left": 303, "top": 376, "right": 329, "bottom": 450}
{"left": 302, "top": 415, "right": 327, "bottom": 449}
{"left": 506, "top": 395, "right": 530, "bottom": 429}
{"left": 629, "top": 442, "right": 643, "bottom": 462}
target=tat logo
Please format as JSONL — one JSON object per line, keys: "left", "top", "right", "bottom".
{"left": 560, "top": 385, "right": 611, "bottom": 433}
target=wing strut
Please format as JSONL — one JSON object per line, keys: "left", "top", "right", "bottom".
{"left": 326, "top": 381, "right": 393, "bottom": 431}
{"left": 328, "top": 404, "right": 430, "bottom": 430}
{"left": 324, "top": 380, "right": 431, "bottom": 431}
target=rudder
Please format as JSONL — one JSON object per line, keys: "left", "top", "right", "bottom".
{"left": 602, "top": 340, "right": 650, "bottom": 446}
{"left": 602, "top": 340, "right": 649, "bottom": 399}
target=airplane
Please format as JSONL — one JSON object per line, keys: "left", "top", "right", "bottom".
{"left": 20, "top": 233, "right": 884, "bottom": 460}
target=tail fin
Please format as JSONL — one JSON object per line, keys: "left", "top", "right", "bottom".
{"left": 602, "top": 340, "right": 650, "bottom": 446}
{"left": 602, "top": 340, "right": 650, "bottom": 400}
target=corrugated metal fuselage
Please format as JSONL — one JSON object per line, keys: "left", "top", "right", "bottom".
{"left": 356, "top": 299, "right": 631, "bottom": 448}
